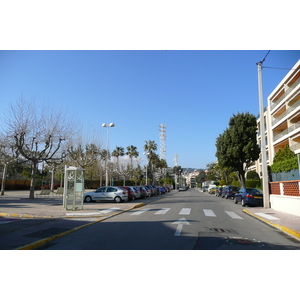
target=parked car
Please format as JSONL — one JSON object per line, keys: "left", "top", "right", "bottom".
{"left": 158, "top": 186, "right": 166, "bottom": 194}
{"left": 221, "top": 185, "right": 239, "bottom": 199}
{"left": 132, "top": 187, "right": 141, "bottom": 199}
{"left": 84, "top": 186, "right": 128, "bottom": 203}
{"left": 202, "top": 186, "right": 209, "bottom": 192}
{"left": 234, "top": 188, "right": 263, "bottom": 207}
{"left": 215, "top": 187, "right": 223, "bottom": 197}
{"left": 164, "top": 186, "right": 171, "bottom": 193}
{"left": 208, "top": 185, "right": 216, "bottom": 193}
{"left": 209, "top": 188, "right": 216, "bottom": 194}
{"left": 178, "top": 186, "right": 187, "bottom": 191}
{"left": 136, "top": 186, "right": 147, "bottom": 198}
{"left": 151, "top": 185, "right": 159, "bottom": 195}
{"left": 145, "top": 185, "right": 155, "bottom": 196}
{"left": 119, "top": 186, "right": 135, "bottom": 200}
{"left": 143, "top": 186, "right": 151, "bottom": 197}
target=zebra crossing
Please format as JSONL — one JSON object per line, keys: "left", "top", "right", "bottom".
{"left": 130, "top": 207, "right": 244, "bottom": 220}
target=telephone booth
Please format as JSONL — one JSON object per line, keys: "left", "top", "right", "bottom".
{"left": 63, "top": 165, "right": 85, "bottom": 210}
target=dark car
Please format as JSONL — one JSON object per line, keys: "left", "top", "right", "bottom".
{"left": 158, "top": 187, "right": 166, "bottom": 194}
{"left": 215, "top": 187, "right": 223, "bottom": 197}
{"left": 221, "top": 185, "right": 239, "bottom": 199}
{"left": 136, "top": 186, "right": 147, "bottom": 199}
{"left": 234, "top": 188, "right": 263, "bottom": 207}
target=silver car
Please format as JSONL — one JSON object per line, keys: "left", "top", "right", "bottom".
{"left": 84, "top": 186, "right": 128, "bottom": 203}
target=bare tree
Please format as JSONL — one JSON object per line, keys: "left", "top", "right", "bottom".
{"left": 0, "top": 134, "right": 20, "bottom": 195}
{"left": 67, "top": 143, "right": 101, "bottom": 169}
{"left": 4, "top": 98, "right": 74, "bottom": 199}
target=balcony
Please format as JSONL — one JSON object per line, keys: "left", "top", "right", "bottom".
{"left": 270, "top": 76, "right": 300, "bottom": 111}
{"left": 273, "top": 120, "right": 300, "bottom": 142}
{"left": 272, "top": 99, "right": 300, "bottom": 127}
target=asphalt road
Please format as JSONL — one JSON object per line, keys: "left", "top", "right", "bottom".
{"left": 37, "top": 188, "right": 300, "bottom": 250}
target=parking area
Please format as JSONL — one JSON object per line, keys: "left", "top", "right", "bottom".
{"left": 0, "top": 189, "right": 177, "bottom": 219}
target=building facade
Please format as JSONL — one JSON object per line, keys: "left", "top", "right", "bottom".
{"left": 250, "top": 59, "right": 300, "bottom": 176}
{"left": 269, "top": 59, "right": 300, "bottom": 157}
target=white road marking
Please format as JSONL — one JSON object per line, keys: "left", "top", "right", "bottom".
{"left": 66, "top": 207, "right": 121, "bottom": 216}
{"left": 172, "top": 218, "right": 191, "bottom": 236}
{"left": 100, "top": 207, "right": 120, "bottom": 214}
{"left": 203, "top": 209, "right": 216, "bottom": 217}
{"left": 155, "top": 208, "right": 171, "bottom": 215}
{"left": 225, "top": 211, "right": 243, "bottom": 219}
{"left": 66, "top": 212, "right": 103, "bottom": 216}
{"left": 179, "top": 208, "right": 191, "bottom": 215}
{"left": 131, "top": 208, "right": 150, "bottom": 215}
{"left": 255, "top": 213, "right": 280, "bottom": 220}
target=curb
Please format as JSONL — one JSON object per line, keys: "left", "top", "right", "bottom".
{"left": 15, "top": 202, "right": 146, "bottom": 250}
{"left": 243, "top": 208, "right": 300, "bottom": 241}
{"left": 1, "top": 203, "right": 146, "bottom": 220}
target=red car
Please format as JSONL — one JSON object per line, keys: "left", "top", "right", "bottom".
{"left": 118, "top": 186, "right": 135, "bottom": 201}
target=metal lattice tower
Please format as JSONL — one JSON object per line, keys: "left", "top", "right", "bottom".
{"left": 159, "top": 124, "right": 166, "bottom": 161}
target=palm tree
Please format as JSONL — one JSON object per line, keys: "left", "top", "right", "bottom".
{"left": 112, "top": 146, "right": 125, "bottom": 181}
{"left": 126, "top": 145, "right": 139, "bottom": 168}
{"left": 143, "top": 140, "right": 157, "bottom": 164}
{"left": 144, "top": 140, "right": 158, "bottom": 184}
{"left": 112, "top": 146, "right": 125, "bottom": 165}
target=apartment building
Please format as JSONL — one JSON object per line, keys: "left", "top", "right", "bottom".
{"left": 185, "top": 170, "right": 199, "bottom": 187}
{"left": 249, "top": 59, "right": 300, "bottom": 176}
{"left": 253, "top": 105, "right": 273, "bottom": 176}
{"left": 269, "top": 59, "right": 300, "bottom": 157}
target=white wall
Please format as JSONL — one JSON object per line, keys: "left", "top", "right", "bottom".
{"left": 270, "top": 194, "right": 300, "bottom": 217}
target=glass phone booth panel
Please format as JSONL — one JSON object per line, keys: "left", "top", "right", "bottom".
{"left": 63, "top": 165, "right": 85, "bottom": 210}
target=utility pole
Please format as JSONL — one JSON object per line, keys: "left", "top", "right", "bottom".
{"left": 257, "top": 61, "right": 270, "bottom": 208}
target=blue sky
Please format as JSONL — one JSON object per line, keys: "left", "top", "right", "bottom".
{"left": 1, "top": 50, "right": 299, "bottom": 169}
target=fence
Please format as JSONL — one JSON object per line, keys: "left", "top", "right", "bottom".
{"left": 0, "top": 179, "right": 31, "bottom": 190}
{"left": 270, "top": 180, "right": 300, "bottom": 197}
{"left": 270, "top": 169, "right": 300, "bottom": 182}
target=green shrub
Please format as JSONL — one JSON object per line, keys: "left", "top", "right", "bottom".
{"left": 231, "top": 179, "right": 261, "bottom": 189}
{"left": 271, "top": 145, "right": 298, "bottom": 173}
{"left": 246, "top": 170, "right": 260, "bottom": 180}
{"left": 231, "top": 181, "right": 241, "bottom": 188}
{"left": 270, "top": 156, "right": 298, "bottom": 173}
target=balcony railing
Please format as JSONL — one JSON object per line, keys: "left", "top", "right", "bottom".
{"left": 273, "top": 120, "right": 300, "bottom": 142}
{"left": 270, "top": 77, "right": 300, "bottom": 111}
{"left": 272, "top": 100, "right": 300, "bottom": 127}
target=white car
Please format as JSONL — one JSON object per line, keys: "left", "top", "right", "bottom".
{"left": 84, "top": 186, "right": 128, "bottom": 203}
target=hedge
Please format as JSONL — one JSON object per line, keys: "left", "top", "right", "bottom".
{"left": 231, "top": 180, "right": 261, "bottom": 189}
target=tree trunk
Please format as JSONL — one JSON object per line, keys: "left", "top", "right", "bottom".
{"left": 238, "top": 169, "right": 246, "bottom": 188}
{"left": 1, "top": 163, "right": 7, "bottom": 196}
{"left": 29, "top": 161, "right": 38, "bottom": 199}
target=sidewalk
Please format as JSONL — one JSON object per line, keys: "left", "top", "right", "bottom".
{"left": 0, "top": 190, "right": 175, "bottom": 219}
{"left": 243, "top": 206, "right": 300, "bottom": 241}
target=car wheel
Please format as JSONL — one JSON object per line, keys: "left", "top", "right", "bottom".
{"left": 114, "top": 196, "right": 122, "bottom": 203}
{"left": 241, "top": 199, "right": 245, "bottom": 207}
{"left": 85, "top": 196, "right": 92, "bottom": 203}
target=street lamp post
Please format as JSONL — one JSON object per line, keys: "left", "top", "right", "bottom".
{"left": 102, "top": 122, "right": 115, "bottom": 186}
